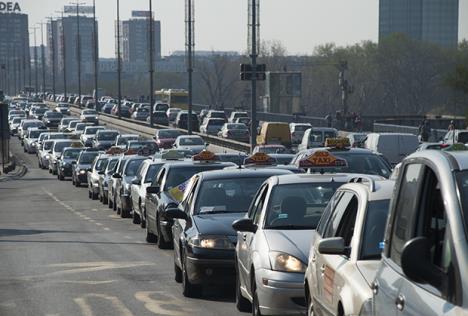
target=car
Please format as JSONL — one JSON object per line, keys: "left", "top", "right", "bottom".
{"left": 98, "top": 155, "right": 121, "bottom": 205}
{"left": 126, "top": 140, "right": 159, "bottom": 154}
{"left": 55, "top": 103, "right": 71, "bottom": 115}
{"left": 131, "top": 107, "right": 150, "bottom": 121}
{"left": 364, "top": 133, "right": 419, "bottom": 166}
{"left": 81, "top": 126, "right": 105, "bottom": 147}
{"left": 166, "top": 107, "right": 182, "bottom": 123}
{"left": 144, "top": 152, "right": 236, "bottom": 248}
{"left": 58, "top": 117, "right": 76, "bottom": 132}
{"left": 101, "top": 103, "right": 114, "bottom": 114}
{"left": 289, "top": 123, "right": 312, "bottom": 144}
{"left": 148, "top": 111, "right": 169, "bottom": 126}
{"left": 346, "top": 132, "right": 368, "bottom": 148}
{"left": 153, "top": 129, "right": 184, "bottom": 150}
{"left": 23, "top": 127, "right": 47, "bottom": 154}
{"left": 168, "top": 167, "right": 293, "bottom": 297}
{"left": 257, "top": 122, "right": 292, "bottom": 149}
{"left": 18, "top": 119, "right": 46, "bottom": 142}
{"left": 43, "top": 132, "right": 77, "bottom": 142}
{"left": 298, "top": 127, "right": 338, "bottom": 151}
{"left": 443, "top": 128, "right": 468, "bottom": 145}
{"left": 57, "top": 147, "right": 84, "bottom": 180}
{"left": 218, "top": 123, "right": 250, "bottom": 142}
{"left": 253, "top": 144, "right": 291, "bottom": 154}
{"left": 130, "top": 159, "right": 167, "bottom": 226}
{"left": 72, "top": 149, "right": 101, "bottom": 187}
{"left": 372, "top": 149, "right": 468, "bottom": 316}
{"left": 37, "top": 140, "right": 54, "bottom": 169}
{"left": 232, "top": 157, "right": 384, "bottom": 315}
{"left": 200, "top": 118, "right": 225, "bottom": 135}
{"left": 290, "top": 139, "right": 392, "bottom": 179}
{"left": 205, "top": 110, "right": 227, "bottom": 121}
{"left": 65, "top": 120, "right": 82, "bottom": 133}
{"left": 175, "top": 111, "right": 199, "bottom": 132}
{"left": 154, "top": 102, "right": 169, "bottom": 112}
{"left": 268, "top": 153, "right": 294, "bottom": 165}
{"left": 111, "top": 104, "right": 131, "bottom": 117}
{"left": 114, "top": 156, "right": 148, "bottom": 218}
{"left": 228, "top": 111, "right": 248, "bottom": 123}
{"left": 173, "top": 135, "right": 206, "bottom": 155}
{"left": 9, "top": 117, "right": 23, "bottom": 135}
{"left": 48, "top": 140, "right": 84, "bottom": 175}
{"left": 80, "top": 109, "right": 99, "bottom": 125}
{"left": 73, "top": 123, "right": 94, "bottom": 136}
{"left": 115, "top": 134, "right": 140, "bottom": 149}
{"left": 31, "top": 107, "right": 47, "bottom": 120}
{"left": 216, "top": 152, "right": 249, "bottom": 166}
{"left": 416, "top": 142, "right": 450, "bottom": 151}
{"left": 235, "top": 117, "right": 250, "bottom": 126}
{"left": 93, "top": 130, "right": 120, "bottom": 150}
{"left": 305, "top": 178, "right": 394, "bottom": 316}
{"left": 107, "top": 155, "right": 133, "bottom": 212}
{"left": 36, "top": 131, "right": 50, "bottom": 150}
{"left": 87, "top": 154, "right": 110, "bottom": 199}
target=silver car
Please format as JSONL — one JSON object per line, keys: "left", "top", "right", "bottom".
{"left": 233, "top": 172, "right": 383, "bottom": 315}
{"left": 305, "top": 178, "right": 394, "bottom": 316}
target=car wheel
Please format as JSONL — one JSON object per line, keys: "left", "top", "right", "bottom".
{"left": 58, "top": 173, "right": 64, "bottom": 181}
{"left": 75, "top": 179, "right": 80, "bottom": 187}
{"left": 23, "top": 147, "right": 26, "bottom": 152}
{"left": 145, "top": 220, "right": 158, "bottom": 243}
{"left": 48, "top": 168, "right": 52, "bottom": 174}
{"left": 252, "top": 277, "right": 262, "bottom": 316}
{"left": 91, "top": 191, "right": 98, "bottom": 200}
{"left": 103, "top": 194, "right": 108, "bottom": 205}
{"left": 38, "top": 161, "right": 42, "bottom": 168}
{"left": 157, "top": 217, "right": 172, "bottom": 249}
{"left": 113, "top": 196, "right": 117, "bottom": 212}
{"left": 140, "top": 209, "right": 146, "bottom": 228}
{"left": 174, "top": 258, "right": 182, "bottom": 283}
{"left": 236, "top": 263, "right": 252, "bottom": 312}
{"left": 99, "top": 193, "right": 103, "bottom": 202}
{"left": 182, "top": 250, "right": 201, "bottom": 298}
{"left": 88, "top": 190, "right": 92, "bottom": 199}
{"left": 108, "top": 195, "right": 113, "bottom": 209}
{"left": 306, "top": 290, "right": 314, "bottom": 316}
{"left": 132, "top": 210, "right": 141, "bottom": 224}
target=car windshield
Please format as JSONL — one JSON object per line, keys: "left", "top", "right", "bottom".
{"left": 124, "top": 159, "right": 146, "bottom": 177}
{"left": 79, "top": 152, "right": 99, "bottom": 164}
{"left": 85, "top": 127, "right": 102, "bottom": 135}
{"left": 43, "top": 141, "right": 54, "bottom": 150}
{"left": 328, "top": 152, "right": 392, "bottom": 178}
{"left": 106, "top": 159, "right": 119, "bottom": 173}
{"left": 118, "top": 136, "right": 138, "bottom": 145}
{"left": 207, "top": 119, "right": 225, "bottom": 126}
{"left": 95, "top": 158, "right": 108, "bottom": 171}
{"left": 45, "top": 112, "right": 63, "bottom": 118}
{"left": 455, "top": 170, "right": 468, "bottom": 240}
{"left": 97, "top": 132, "right": 119, "bottom": 141}
{"left": 29, "top": 130, "right": 43, "bottom": 138}
{"left": 63, "top": 149, "right": 82, "bottom": 159}
{"left": 128, "top": 141, "right": 158, "bottom": 151}
{"left": 294, "top": 125, "right": 311, "bottom": 132}
{"left": 144, "top": 164, "right": 163, "bottom": 183}
{"left": 195, "top": 177, "right": 267, "bottom": 215}
{"left": 69, "top": 121, "right": 80, "bottom": 128}
{"left": 159, "top": 130, "right": 182, "bottom": 139}
{"left": 310, "top": 130, "right": 337, "bottom": 143}
{"left": 360, "top": 199, "right": 391, "bottom": 260}
{"left": 265, "top": 182, "right": 342, "bottom": 230}
{"left": 12, "top": 117, "right": 22, "bottom": 123}
{"left": 162, "top": 165, "right": 226, "bottom": 190}
{"left": 227, "top": 123, "right": 247, "bottom": 130}
{"left": 179, "top": 137, "right": 204, "bottom": 146}
{"left": 54, "top": 142, "right": 81, "bottom": 153}
{"left": 458, "top": 132, "right": 468, "bottom": 144}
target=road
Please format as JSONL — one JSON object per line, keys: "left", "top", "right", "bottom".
{"left": 0, "top": 138, "right": 245, "bottom": 316}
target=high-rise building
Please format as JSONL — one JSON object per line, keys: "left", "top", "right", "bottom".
{"left": 379, "top": 0, "right": 459, "bottom": 48}
{"left": 117, "top": 11, "right": 161, "bottom": 73}
{"left": 46, "top": 19, "right": 59, "bottom": 81}
{"left": 0, "top": 11, "right": 30, "bottom": 94}
{"left": 56, "top": 14, "right": 98, "bottom": 84}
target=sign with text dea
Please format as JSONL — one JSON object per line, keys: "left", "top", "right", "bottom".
{"left": 0, "top": 2, "right": 21, "bottom": 12}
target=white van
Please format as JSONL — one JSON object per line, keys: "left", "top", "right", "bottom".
{"left": 364, "top": 133, "right": 419, "bottom": 166}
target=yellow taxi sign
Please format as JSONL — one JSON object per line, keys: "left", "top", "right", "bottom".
{"left": 70, "top": 142, "right": 83, "bottom": 148}
{"left": 106, "top": 146, "right": 125, "bottom": 155}
{"left": 244, "top": 152, "right": 275, "bottom": 165}
{"left": 298, "top": 150, "right": 347, "bottom": 168}
{"left": 192, "top": 150, "right": 218, "bottom": 161}
{"left": 124, "top": 149, "right": 137, "bottom": 155}
{"left": 324, "top": 137, "right": 350, "bottom": 149}
{"left": 160, "top": 149, "right": 185, "bottom": 160}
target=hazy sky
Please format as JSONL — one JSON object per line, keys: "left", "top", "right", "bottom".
{"left": 22, "top": 0, "right": 468, "bottom": 57}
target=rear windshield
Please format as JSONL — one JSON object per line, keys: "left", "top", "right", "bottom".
{"left": 209, "top": 112, "right": 225, "bottom": 119}
{"left": 179, "top": 137, "right": 204, "bottom": 146}
{"left": 162, "top": 165, "right": 226, "bottom": 190}
{"left": 293, "top": 125, "right": 311, "bottom": 132}
{"left": 97, "top": 132, "right": 119, "bottom": 141}
{"left": 309, "top": 130, "right": 337, "bottom": 143}
{"left": 54, "top": 142, "right": 81, "bottom": 153}
{"left": 207, "top": 119, "right": 225, "bottom": 126}
{"left": 85, "top": 127, "right": 103, "bottom": 135}
{"left": 158, "top": 130, "right": 182, "bottom": 139}
{"left": 63, "top": 149, "right": 82, "bottom": 159}
{"left": 331, "top": 152, "right": 392, "bottom": 178}
{"left": 458, "top": 132, "right": 468, "bottom": 144}
{"left": 227, "top": 123, "right": 248, "bottom": 130}
{"left": 45, "top": 112, "right": 63, "bottom": 118}
{"left": 43, "top": 141, "right": 54, "bottom": 150}
{"left": 29, "top": 130, "right": 43, "bottom": 138}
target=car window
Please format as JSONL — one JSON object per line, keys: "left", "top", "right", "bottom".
{"left": 248, "top": 184, "right": 268, "bottom": 225}
{"left": 95, "top": 158, "right": 108, "bottom": 172}
{"left": 335, "top": 195, "right": 359, "bottom": 249}
{"left": 144, "top": 164, "right": 163, "bottom": 183}
{"left": 389, "top": 163, "right": 425, "bottom": 265}
{"left": 124, "top": 159, "right": 145, "bottom": 177}
{"left": 359, "top": 199, "right": 391, "bottom": 260}
{"left": 317, "top": 191, "right": 343, "bottom": 236}
{"left": 323, "top": 192, "right": 356, "bottom": 238}
{"left": 117, "top": 159, "right": 126, "bottom": 174}
{"left": 79, "top": 152, "right": 99, "bottom": 164}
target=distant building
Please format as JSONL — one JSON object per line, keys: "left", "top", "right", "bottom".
{"left": 0, "top": 11, "right": 30, "bottom": 93}
{"left": 379, "top": 0, "right": 459, "bottom": 48}
{"left": 117, "top": 11, "right": 161, "bottom": 73}
{"left": 46, "top": 19, "right": 59, "bottom": 78}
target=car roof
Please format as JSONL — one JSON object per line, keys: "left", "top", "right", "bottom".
{"left": 165, "top": 161, "right": 234, "bottom": 169}
{"left": 407, "top": 149, "right": 468, "bottom": 171}
{"left": 338, "top": 180, "right": 395, "bottom": 201}
{"left": 197, "top": 167, "right": 292, "bottom": 180}
{"left": 272, "top": 173, "right": 384, "bottom": 185}
{"left": 298, "top": 147, "right": 376, "bottom": 155}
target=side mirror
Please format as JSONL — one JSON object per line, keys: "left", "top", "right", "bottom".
{"left": 71, "top": 161, "right": 77, "bottom": 165}
{"left": 146, "top": 186, "right": 160, "bottom": 194}
{"left": 401, "top": 237, "right": 444, "bottom": 288}
{"left": 318, "top": 237, "right": 350, "bottom": 256}
{"left": 98, "top": 171, "right": 105, "bottom": 175}
{"left": 132, "top": 178, "right": 141, "bottom": 185}
{"left": 165, "top": 207, "right": 188, "bottom": 220}
{"left": 112, "top": 173, "right": 122, "bottom": 179}
{"left": 232, "top": 218, "right": 257, "bottom": 233}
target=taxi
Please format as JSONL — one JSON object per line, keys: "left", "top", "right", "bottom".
{"left": 305, "top": 178, "right": 394, "bottom": 316}
{"left": 98, "top": 154, "right": 121, "bottom": 205}
{"left": 224, "top": 152, "right": 304, "bottom": 174}
{"left": 87, "top": 153, "right": 111, "bottom": 200}
{"left": 291, "top": 138, "right": 392, "bottom": 178}
{"left": 232, "top": 152, "right": 384, "bottom": 315}
{"left": 166, "top": 158, "right": 292, "bottom": 297}
{"left": 144, "top": 151, "right": 235, "bottom": 249}
{"left": 72, "top": 148, "right": 101, "bottom": 187}
{"left": 57, "top": 145, "right": 84, "bottom": 180}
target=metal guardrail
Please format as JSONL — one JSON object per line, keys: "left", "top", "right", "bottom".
{"left": 373, "top": 123, "right": 447, "bottom": 142}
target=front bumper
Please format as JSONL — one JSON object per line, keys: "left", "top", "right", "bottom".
{"left": 255, "top": 269, "right": 306, "bottom": 315}
{"left": 76, "top": 173, "right": 88, "bottom": 184}
{"left": 60, "top": 166, "right": 73, "bottom": 177}
{"left": 185, "top": 247, "right": 236, "bottom": 285}
{"left": 90, "top": 181, "right": 100, "bottom": 194}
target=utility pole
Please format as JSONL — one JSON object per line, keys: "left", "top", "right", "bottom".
{"left": 148, "top": 0, "right": 154, "bottom": 127}
{"left": 337, "top": 61, "right": 353, "bottom": 130}
{"left": 93, "top": 0, "right": 99, "bottom": 111}
{"left": 116, "top": 0, "right": 122, "bottom": 119}
{"left": 185, "top": 0, "right": 194, "bottom": 134}
{"left": 48, "top": 17, "right": 56, "bottom": 100}
{"left": 56, "top": 11, "right": 67, "bottom": 99}
{"left": 248, "top": 0, "right": 259, "bottom": 152}
{"left": 71, "top": 2, "right": 85, "bottom": 107}
{"left": 22, "top": 36, "right": 27, "bottom": 91}
{"left": 27, "top": 30, "right": 31, "bottom": 92}
{"left": 30, "top": 27, "right": 39, "bottom": 95}
{"left": 13, "top": 48, "right": 17, "bottom": 95}
{"left": 37, "top": 22, "right": 46, "bottom": 96}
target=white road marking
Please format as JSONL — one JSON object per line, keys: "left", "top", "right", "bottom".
{"left": 74, "top": 294, "right": 134, "bottom": 316}
{"left": 135, "top": 291, "right": 195, "bottom": 316}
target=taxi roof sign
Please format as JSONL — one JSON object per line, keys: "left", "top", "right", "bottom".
{"left": 298, "top": 150, "right": 348, "bottom": 169}
{"left": 124, "top": 149, "right": 137, "bottom": 155}
{"left": 244, "top": 152, "right": 275, "bottom": 165}
{"left": 324, "top": 137, "right": 350, "bottom": 149}
{"left": 443, "top": 143, "right": 468, "bottom": 151}
{"left": 192, "top": 150, "right": 218, "bottom": 161}
{"left": 160, "top": 149, "right": 186, "bottom": 160}
{"left": 106, "top": 146, "right": 125, "bottom": 155}
{"left": 70, "top": 142, "right": 83, "bottom": 148}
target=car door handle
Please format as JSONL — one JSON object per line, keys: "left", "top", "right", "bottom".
{"left": 242, "top": 233, "right": 247, "bottom": 241}
{"left": 395, "top": 294, "right": 405, "bottom": 311}
{"left": 320, "top": 265, "right": 326, "bottom": 275}
{"left": 371, "top": 281, "right": 379, "bottom": 295}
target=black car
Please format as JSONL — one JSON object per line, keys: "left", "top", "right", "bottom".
{"left": 148, "top": 111, "right": 169, "bottom": 126}
{"left": 57, "top": 147, "right": 84, "bottom": 180}
{"left": 43, "top": 111, "right": 64, "bottom": 128}
{"left": 166, "top": 168, "right": 293, "bottom": 297}
{"left": 144, "top": 158, "right": 235, "bottom": 249}
{"left": 101, "top": 103, "right": 114, "bottom": 114}
{"left": 175, "top": 112, "right": 199, "bottom": 132}
{"left": 72, "top": 150, "right": 101, "bottom": 187}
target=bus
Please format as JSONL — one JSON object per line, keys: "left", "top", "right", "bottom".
{"left": 155, "top": 89, "right": 189, "bottom": 110}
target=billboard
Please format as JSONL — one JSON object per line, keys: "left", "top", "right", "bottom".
{"left": 64, "top": 5, "right": 94, "bottom": 14}
{"left": 0, "top": 2, "right": 21, "bottom": 12}
{"left": 132, "top": 10, "right": 152, "bottom": 17}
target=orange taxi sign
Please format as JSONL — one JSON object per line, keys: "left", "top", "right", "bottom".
{"left": 244, "top": 152, "right": 275, "bottom": 165}
{"left": 106, "top": 146, "right": 125, "bottom": 155}
{"left": 124, "top": 148, "right": 138, "bottom": 155}
{"left": 298, "top": 150, "right": 347, "bottom": 168}
{"left": 192, "top": 150, "right": 218, "bottom": 161}
{"left": 324, "top": 137, "right": 350, "bottom": 149}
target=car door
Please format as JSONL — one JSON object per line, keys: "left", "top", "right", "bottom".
{"left": 373, "top": 163, "right": 426, "bottom": 316}
{"left": 147, "top": 168, "right": 166, "bottom": 229}
{"left": 132, "top": 163, "right": 147, "bottom": 209}
{"left": 313, "top": 191, "right": 356, "bottom": 314}
{"left": 237, "top": 184, "right": 268, "bottom": 294}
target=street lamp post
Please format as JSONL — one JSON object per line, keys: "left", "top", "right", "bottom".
{"left": 116, "top": 0, "right": 122, "bottom": 119}
{"left": 71, "top": 2, "right": 85, "bottom": 107}
{"left": 47, "top": 17, "right": 56, "bottom": 100}
{"left": 30, "top": 27, "right": 39, "bottom": 95}
{"left": 93, "top": 0, "right": 99, "bottom": 111}
{"left": 185, "top": 0, "right": 194, "bottom": 135}
{"left": 56, "top": 11, "right": 67, "bottom": 99}
{"left": 37, "top": 22, "right": 46, "bottom": 96}
{"left": 148, "top": 0, "right": 154, "bottom": 127}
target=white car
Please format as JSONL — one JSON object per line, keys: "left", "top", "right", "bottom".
{"left": 115, "top": 134, "right": 140, "bottom": 149}
{"left": 289, "top": 123, "right": 311, "bottom": 144}
{"left": 173, "top": 135, "right": 206, "bottom": 155}
{"left": 305, "top": 178, "right": 394, "bottom": 316}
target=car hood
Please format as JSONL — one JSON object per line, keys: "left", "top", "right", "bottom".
{"left": 77, "top": 163, "right": 92, "bottom": 170}
{"left": 356, "top": 260, "right": 381, "bottom": 287}
{"left": 45, "top": 117, "right": 61, "bottom": 121}
{"left": 263, "top": 230, "right": 314, "bottom": 263}
{"left": 96, "top": 140, "right": 114, "bottom": 144}
{"left": 193, "top": 212, "right": 245, "bottom": 236}
{"left": 179, "top": 145, "right": 205, "bottom": 152}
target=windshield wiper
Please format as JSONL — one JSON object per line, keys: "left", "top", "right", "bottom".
{"left": 268, "top": 225, "right": 314, "bottom": 230}
{"left": 198, "top": 210, "right": 239, "bottom": 215}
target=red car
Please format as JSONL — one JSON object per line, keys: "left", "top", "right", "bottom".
{"left": 153, "top": 129, "right": 185, "bottom": 149}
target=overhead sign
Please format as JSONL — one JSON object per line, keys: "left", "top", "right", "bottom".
{"left": 64, "top": 5, "right": 94, "bottom": 14}
{"left": 0, "top": 2, "right": 21, "bottom": 12}
{"left": 240, "top": 63, "right": 266, "bottom": 81}
{"left": 132, "top": 10, "right": 152, "bottom": 17}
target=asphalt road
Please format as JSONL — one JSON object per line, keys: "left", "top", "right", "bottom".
{"left": 0, "top": 138, "right": 245, "bottom": 316}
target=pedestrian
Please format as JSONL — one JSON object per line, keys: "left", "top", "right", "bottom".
{"left": 448, "top": 120, "right": 455, "bottom": 131}
{"left": 418, "top": 119, "right": 430, "bottom": 142}
{"left": 324, "top": 113, "right": 332, "bottom": 128}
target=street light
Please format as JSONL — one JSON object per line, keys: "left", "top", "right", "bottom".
{"left": 116, "top": 0, "right": 122, "bottom": 119}
{"left": 148, "top": 0, "right": 154, "bottom": 127}
{"left": 47, "top": 17, "right": 57, "bottom": 101}
{"left": 37, "top": 22, "right": 47, "bottom": 96}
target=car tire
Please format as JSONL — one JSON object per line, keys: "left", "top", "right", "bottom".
{"left": 52, "top": 169, "right": 57, "bottom": 175}
{"left": 75, "top": 179, "right": 80, "bottom": 187}
{"left": 236, "top": 264, "right": 252, "bottom": 312}
{"left": 91, "top": 191, "right": 98, "bottom": 200}
{"left": 132, "top": 211, "right": 141, "bottom": 224}
{"left": 38, "top": 161, "right": 42, "bottom": 169}
{"left": 99, "top": 193, "right": 103, "bottom": 202}
{"left": 88, "top": 190, "right": 92, "bottom": 199}
{"left": 157, "top": 217, "right": 172, "bottom": 249}
{"left": 113, "top": 197, "right": 117, "bottom": 212}
{"left": 306, "top": 290, "right": 314, "bottom": 316}
{"left": 140, "top": 209, "right": 146, "bottom": 228}
{"left": 103, "top": 194, "right": 108, "bottom": 205}
{"left": 174, "top": 260, "right": 182, "bottom": 283}
{"left": 58, "top": 173, "right": 64, "bottom": 181}
{"left": 48, "top": 168, "right": 52, "bottom": 174}
{"left": 252, "top": 277, "right": 262, "bottom": 316}
{"left": 108, "top": 196, "right": 113, "bottom": 209}
{"left": 182, "top": 250, "right": 201, "bottom": 298}
{"left": 145, "top": 220, "right": 158, "bottom": 243}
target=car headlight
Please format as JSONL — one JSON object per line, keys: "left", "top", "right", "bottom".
{"left": 359, "top": 298, "right": 373, "bottom": 316}
{"left": 269, "top": 251, "right": 306, "bottom": 273}
{"left": 187, "top": 235, "right": 235, "bottom": 250}
{"left": 79, "top": 169, "right": 86, "bottom": 175}
{"left": 32, "top": 142, "right": 36, "bottom": 147}
{"left": 45, "top": 154, "right": 50, "bottom": 159}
